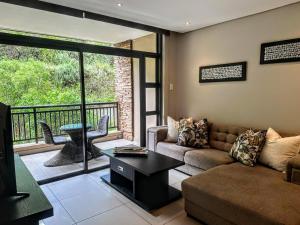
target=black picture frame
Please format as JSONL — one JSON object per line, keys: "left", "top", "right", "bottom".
{"left": 199, "top": 62, "right": 247, "bottom": 83}
{"left": 260, "top": 38, "right": 300, "bottom": 64}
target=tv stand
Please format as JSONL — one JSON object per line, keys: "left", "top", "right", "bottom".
{"left": 0, "top": 155, "right": 53, "bottom": 225}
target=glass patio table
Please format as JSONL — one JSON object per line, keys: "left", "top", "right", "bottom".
{"left": 60, "top": 123, "right": 92, "bottom": 145}
{"left": 59, "top": 123, "right": 93, "bottom": 163}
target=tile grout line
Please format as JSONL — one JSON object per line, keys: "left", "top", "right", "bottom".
{"left": 45, "top": 174, "right": 126, "bottom": 224}
{"left": 162, "top": 210, "right": 186, "bottom": 225}
{"left": 86, "top": 171, "right": 162, "bottom": 225}
{"left": 87, "top": 173, "right": 132, "bottom": 204}
{"left": 43, "top": 184, "right": 77, "bottom": 224}
{"left": 122, "top": 203, "right": 152, "bottom": 225}
{"left": 75, "top": 203, "right": 126, "bottom": 224}
{"left": 125, "top": 195, "right": 185, "bottom": 225}
{"left": 86, "top": 171, "right": 132, "bottom": 203}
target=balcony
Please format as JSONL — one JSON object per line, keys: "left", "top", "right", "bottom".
{"left": 11, "top": 102, "right": 119, "bottom": 145}
{"left": 11, "top": 102, "right": 133, "bottom": 182}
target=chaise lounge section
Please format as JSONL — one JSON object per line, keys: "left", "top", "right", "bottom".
{"left": 147, "top": 122, "right": 300, "bottom": 225}
{"left": 183, "top": 162, "right": 300, "bottom": 225}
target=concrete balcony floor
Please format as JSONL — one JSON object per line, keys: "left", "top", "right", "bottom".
{"left": 21, "top": 139, "right": 134, "bottom": 181}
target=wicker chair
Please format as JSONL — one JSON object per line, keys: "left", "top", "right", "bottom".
{"left": 87, "top": 115, "right": 109, "bottom": 158}
{"left": 39, "top": 121, "right": 69, "bottom": 145}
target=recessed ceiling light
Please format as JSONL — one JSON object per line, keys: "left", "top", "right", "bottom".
{"left": 185, "top": 21, "right": 191, "bottom": 26}
{"left": 117, "top": 3, "right": 122, "bottom": 7}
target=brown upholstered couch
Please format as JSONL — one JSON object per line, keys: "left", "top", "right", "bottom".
{"left": 147, "top": 123, "right": 300, "bottom": 225}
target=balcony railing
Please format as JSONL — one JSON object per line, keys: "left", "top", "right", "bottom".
{"left": 11, "top": 102, "right": 119, "bottom": 143}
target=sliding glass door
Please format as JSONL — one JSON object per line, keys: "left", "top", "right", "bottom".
{"left": 0, "top": 44, "right": 87, "bottom": 181}
{"left": 83, "top": 52, "right": 121, "bottom": 170}
{"left": 0, "top": 31, "right": 162, "bottom": 182}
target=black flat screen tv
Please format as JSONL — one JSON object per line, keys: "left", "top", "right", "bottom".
{"left": 0, "top": 102, "right": 17, "bottom": 197}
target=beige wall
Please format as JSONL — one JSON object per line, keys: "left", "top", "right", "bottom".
{"left": 170, "top": 2, "right": 300, "bottom": 133}
{"left": 163, "top": 33, "right": 178, "bottom": 122}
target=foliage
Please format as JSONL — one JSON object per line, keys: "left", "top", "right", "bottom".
{"left": 0, "top": 44, "right": 116, "bottom": 106}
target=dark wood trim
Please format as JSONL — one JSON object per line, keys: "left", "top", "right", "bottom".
{"left": 37, "top": 170, "right": 85, "bottom": 185}
{"left": 199, "top": 61, "right": 247, "bottom": 83}
{"left": 0, "top": 0, "right": 170, "bottom": 35}
{"left": 146, "top": 111, "right": 158, "bottom": 116}
{"left": 145, "top": 83, "right": 160, "bottom": 88}
{"left": 139, "top": 57, "right": 146, "bottom": 147}
{"left": 260, "top": 38, "right": 300, "bottom": 64}
{"left": 129, "top": 41, "right": 135, "bottom": 143}
{"left": 37, "top": 164, "right": 110, "bottom": 185}
{"left": 156, "top": 33, "right": 163, "bottom": 125}
{"left": 85, "top": 164, "right": 110, "bottom": 174}
{"left": 0, "top": 32, "right": 160, "bottom": 58}
{"left": 79, "top": 52, "right": 89, "bottom": 172}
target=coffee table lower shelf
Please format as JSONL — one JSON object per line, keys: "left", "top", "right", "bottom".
{"left": 101, "top": 173, "right": 181, "bottom": 211}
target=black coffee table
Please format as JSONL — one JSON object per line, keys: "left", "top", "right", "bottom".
{"left": 100, "top": 148, "right": 184, "bottom": 211}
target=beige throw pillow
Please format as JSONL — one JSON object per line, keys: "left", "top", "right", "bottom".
{"left": 165, "top": 116, "right": 179, "bottom": 142}
{"left": 259, "top": 128, "right": 300, "bottom": 171}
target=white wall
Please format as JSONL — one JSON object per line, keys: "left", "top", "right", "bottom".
{"left": 0, "top": 2, "right": 150, "bottom": 44}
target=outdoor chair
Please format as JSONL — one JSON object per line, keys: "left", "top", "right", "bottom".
{"left": 39, "top": 121, "right": 69, "bottom": 145}
{"left": 87, "top": 115, "right": 109, "bottom": 158}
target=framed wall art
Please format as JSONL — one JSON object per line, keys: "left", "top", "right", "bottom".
{"left": 199, "top": 62, "right": 247, "bottom": 83}
{"left": 260, "top": 38, "right": 300, "bottom": 64}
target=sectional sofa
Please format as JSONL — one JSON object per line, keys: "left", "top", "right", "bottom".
{"left": 147, "top": 123, "right": 300, "bottom": 225}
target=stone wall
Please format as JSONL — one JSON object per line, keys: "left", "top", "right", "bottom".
{"left": 114, "top": 40, "right": 134, "bottom": 140}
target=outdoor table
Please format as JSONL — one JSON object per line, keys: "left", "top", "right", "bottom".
{"left": 60, "top": 123, "right": 92, "bottom": 163}
{"left": 60, "top": 123, "right": 92, "bottom": 145}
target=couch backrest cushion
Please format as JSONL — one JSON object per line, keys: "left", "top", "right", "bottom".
{"left": 209, "top": 124, "right": 248, "bottom": 152}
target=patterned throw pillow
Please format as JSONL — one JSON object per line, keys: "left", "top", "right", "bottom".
{"left": 177, "top": 118, "right": 194, "bottom": 147}
{"left": 192, "top": 119, "right": 209, "bottom": 148}
{"left": 177, "top": 118, "right": 209, "bottom": 148}
{"left": 229, "top": 129, "right": 267, "bottom": 166}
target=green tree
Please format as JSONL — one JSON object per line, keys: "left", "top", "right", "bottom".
{"left": 0, "top": 44, "right": 116, "bottom": 106}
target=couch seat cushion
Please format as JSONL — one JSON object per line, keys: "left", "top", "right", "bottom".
{"left": 182, "top": 163, "right": 300, "bottom": 225}
{"left": 184, "top": 149, "right": 234, "bottom": 170}
{"left": 156, "top": 142, "right": 195, "bottom": 161}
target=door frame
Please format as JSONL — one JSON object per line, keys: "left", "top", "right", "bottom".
{"left": 139, "top": 33, "right": 163, "bottom": 147}
{"left": 0, "top": 31, "right": 163, "bottom": 180}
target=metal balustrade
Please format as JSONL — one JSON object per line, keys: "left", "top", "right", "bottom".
{"left": 11, "top": 102, "right": 119, "bottom": 143}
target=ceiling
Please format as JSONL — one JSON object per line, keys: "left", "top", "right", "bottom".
{"left": 0, "top": 2, "right": 151, "bottom": 44}
{"left": 41, "top": 0, "right": 300, "bottom": 33}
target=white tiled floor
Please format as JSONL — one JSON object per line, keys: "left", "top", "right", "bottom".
{"left": 21, "top": 139, "right": 134, "bottom": 181}
{"left": 39, "top": 169, "right": 204, "bottom": 225}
